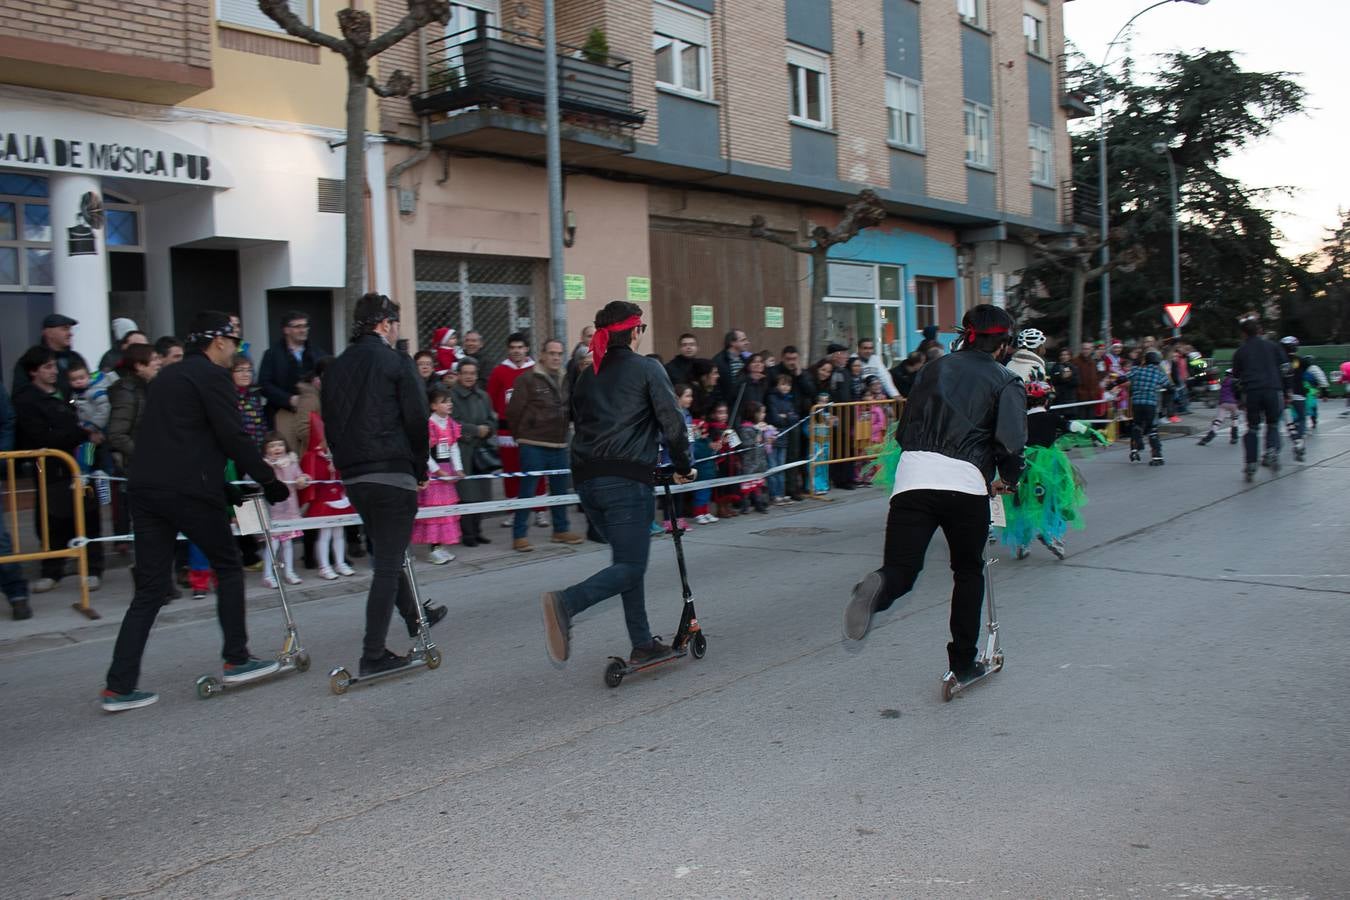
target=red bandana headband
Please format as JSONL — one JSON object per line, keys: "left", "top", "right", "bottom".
{"left": 963, "top": 324, "right": 1011, "bottom": 344}
{"left": 589, "top": 315, "right": 644, "bottom": 372}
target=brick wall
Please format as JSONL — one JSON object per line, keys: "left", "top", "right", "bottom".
{"left": 723, "top": 0, "right": 790, "bottom": 171}
{"left": 600, "top": 0, "right": 659, "bottom": 139}
{"left": 1049, "top": 0, "right": 1069, "bottom": 224}
{"left": 831, "top": 0, "right": 888, "bottom": 189}
{"left": 993, "top": 0, "right": 1032, "bottom": 217}
{"left": 920, "top": 0, "right": 966, "bottom": 204}
{"left": 1, "top": 0, "right": 211, "bottom": 71}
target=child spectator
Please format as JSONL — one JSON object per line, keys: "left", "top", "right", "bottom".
{"left": 411, "top": 387, "right": 462, "bottom": 565}
{"left": 231, "top": 354, "right": 268, "bottom": 450}
{"left": 688, "top": 397, "right": 720, "bottom": 525}
{"left": 299, "top": 413, "right": 356, "bottom": 579}
{"left": 432, "top": 327, "right": 459, "bottom": 375}
{"left": 737, "top": 401, "right": 769, "bottom": 514}
{"left": 766, "top": 372, "right": 802, "bottom": 502}
{"left": 660, "top": 384, "right": 696, "bottom": 533}
{"left": 66, "top": 361, "right": 114, "bottom": 503}
{"left": 261, "top": 432, "right": 308, "bottom": 587}
{"left": 705, "top": 401, "right": 741, "bottom": 518}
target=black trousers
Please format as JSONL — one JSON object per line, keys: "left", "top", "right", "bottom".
{"left": 31, "top": 475, "right": 103, "bottom": 579}
{"left": 1130, "top": 404, "right": 1162, "bottom": 457}
{"left": 1243, "top": 389, "right": 1283, "bottom": 464}
{"left": 877, "top": 489, "right": 989, "bottom": 672}
{"left": 345, "top": 482, "right": 420, "bottom": 660}
{"left": 106, "top": 489, "right": 248, "bottom": 693}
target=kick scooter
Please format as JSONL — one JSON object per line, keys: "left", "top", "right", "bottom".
{"left": 329, "top": 551, "right": 442, "bottom": 694}
{"left": 195, "top": 496, "right": 311, "bottom": 698}
{"left": 942, "top": 528, "right": 1005, "bottom": 702}
{"left": 603, "top": 476, "right": 707, "bottom": 688}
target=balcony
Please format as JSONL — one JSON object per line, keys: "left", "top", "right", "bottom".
{"left": 1056, "top": 53, "right": 1095, "bottom": 120}
{"left": 1062, "top": 180, "right": 1100, "bottom": 228}
{"left": 410, "top": 27, "right": 645, "bottom": 162}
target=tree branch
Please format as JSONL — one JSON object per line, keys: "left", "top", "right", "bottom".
{"left": 817, "top": 188, "right": 887, "bottom": 249}
{"left": 367, "top": 71, "right": 415, "bottom": 98}
{"left": 258, "top": 0, "right": 349, "bottom": 56}
{"left": 749, "top": 215, "right": 816, "bottom": 254}
{"left": 368, "top": 0, "right": 451, "bottom": 57}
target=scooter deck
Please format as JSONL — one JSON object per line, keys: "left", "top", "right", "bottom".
{"left": 941, "top": 655, "right": 1004, "bottom": 702}
{"left": 329, "top": 644, "right": 442, "bottom": 694}
{"left": 603, "top": 631, "right": 706, "bottom": 687}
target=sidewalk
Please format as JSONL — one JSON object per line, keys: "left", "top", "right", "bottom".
{"left": 0, "top": 490, "right": 868, "bottom": 658}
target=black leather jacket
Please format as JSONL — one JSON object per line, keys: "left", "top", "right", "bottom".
{"left": 898, "top": 349, "right": 1026, "bottom": 486}
{"left": 568, "top": 346, "right": 691, "bottom": 484}
{"left": 321, "top": 334, "right": 428, "bottom": 480}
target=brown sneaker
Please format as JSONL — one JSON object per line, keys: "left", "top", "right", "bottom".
{"left": 629, "top": 637, "right": 672, "bottom": 664}
{"left": 541, "top": 591, "right": 570, "bottom": 663}
{"left": 513, "top": 538, "right": 534, "bottom": 552}
{"left": 550, "top": 531, "right": 584, "bottom": 545}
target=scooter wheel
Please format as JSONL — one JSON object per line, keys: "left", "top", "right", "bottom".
{"left": 426, "top": 647, "right": 442, "bottom": 670}
{"left": 330, "top": 668, "right": 351, "bottom": 695}
{"left": 992, "top": 653, "right": 1005, "bottom": 671}
{"left": 195, "top": 675, "right": 221, "bottom": 700}
{"left": 603, "top": 660, "right": 625, "bottom": 688}
{"left": 690, "top": 631, "right": 708, "bottom": 659}
{"left": 294, "top": 651, "right": 311, "bottom": 673}
{"left": 941, "top": 677, "right": 957, "bottom": 703}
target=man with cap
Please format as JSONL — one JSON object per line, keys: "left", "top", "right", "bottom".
{"left": 101, "top": 311, "right": 293, "bottom": 712}
{"left": 844, "top": 304, "right": 1026, "bottom": 685}
{"left": 541, "top": 300, "right": 694, "bottom": 666}
{"left": 13, "top": 313, "right": 87, "bottom": 397}
{"left": 322, "top": 293, "right": 447, "bottom": 676}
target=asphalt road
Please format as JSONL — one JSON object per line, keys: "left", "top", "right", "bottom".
{"left": 4, "top": 419, "right": 1349, "bottom": 899}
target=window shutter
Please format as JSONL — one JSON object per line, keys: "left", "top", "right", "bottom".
{"left": 218, "top": 0, "right": 310, "bottom": 33}
{"left": 653, "top": 1, "right": 708, "bottom": 46}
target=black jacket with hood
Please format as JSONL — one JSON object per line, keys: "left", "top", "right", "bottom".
{"left": 897, "top": 348, "right": 1026, "bottom": 486}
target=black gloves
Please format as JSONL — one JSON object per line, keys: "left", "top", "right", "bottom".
{"left": 262, "top": 478, "right": 291, "bottom": 505}
{"left": 225, "top": 482, "right": 246, "bottom": 507}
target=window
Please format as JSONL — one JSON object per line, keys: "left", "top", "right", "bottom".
{"left": 653, "top": 0, "right": 711, "bottom": 98}
{"left": 218, "top": 0, "right": 313, "bottom": 33}
{"left": 957, "top": 0, "right": 987, "bottom": 29}
{"left": 963, "top": 101, "right": 992, "bottom": 167}
{"left": 0, "top": 176, "right": 142, "bottom": 291}
{"left": 885, "top": 75, "right": 924, "bottom": 150}
{"left": 1023, "top": 10, "right": 1046, "bottom": 57}
{"left": 914, "top": 281, "right": 938, "bottom": 331}
{"left": 787, "top": 44, "right": 831, "bottom": 127}
{"left": 1029, "top": 124, "right": 1054, "bottom": 185}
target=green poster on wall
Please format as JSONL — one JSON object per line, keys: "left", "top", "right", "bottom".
{"left": 764, "top": 306, "right": 785, "bottom": 328}
{"left": 626, "top": 276, "right": 651, "bottom": 302}
{"left": 564, "top": 273, "right": 586, "bottom": 300}
{"left": 690, "top": 305, "right": 714, "bottom": 329}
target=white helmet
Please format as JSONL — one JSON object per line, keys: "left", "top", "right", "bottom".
{"left": 1017, "top": 328, "right": 1046, "bottom": 350}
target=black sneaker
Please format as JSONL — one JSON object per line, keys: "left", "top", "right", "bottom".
{"left": 1129, "top": 449, "right": 1141, "bottom": 463}
{"left": 406, "top": 602, "right": 447, "bottom": 638}
{"left": 359, "top": 649, "right": 410, "bottom": 676}
{"left": 476, "top": 535, "right": 492, "bottom": 545}
{"left": 1197, "top": 432, "right": 1215, "bottom": 446}
{"left": 1243, "top": 463, "right": 1257, "bottom": 482}
{"left": 629, "top": 637, "right": 672, "bottom": 663}
{"left": 461, "top": 536, "right": 479, "bottom": 548}
{"left": 11, "top": 598, "right": 32, "bottom": 620}
{"left": 953, "top": 660, "right": 987, "bottom": 683}
{"left": 844, "top": 571, "right": 885, "bottom": 640}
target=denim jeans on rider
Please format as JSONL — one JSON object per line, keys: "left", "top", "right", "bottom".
{"left": 0, "top": 519, "right": 29, "bottom": 602}
{"left": 560, "top": 476, "right": 654, "bottom": 648}
{"left": 513, "top": 444, "right": 571, "bottom": 540}
{"left": 345, "top": 482, "right": 421, "bottom": 660}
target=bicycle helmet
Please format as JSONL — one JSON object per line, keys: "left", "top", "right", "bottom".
{"left": 1024, "top": 381, "right": 1051, "bottom": 400}
{"left": 1017, "top": 328, "right": 1047, "bottom": 350}
{"left": 1280, "top": 335, "right": 1299, "bottom": 347}
{"left": 1187, "top": 351, "right": 1202, "bottom": 360}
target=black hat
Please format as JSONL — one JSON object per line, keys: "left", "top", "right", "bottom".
{"left": 42, "top": 313, "right": 78, "bottom": 328}
{"left": 826, "top": 342, "right": 849, "bottom": 354}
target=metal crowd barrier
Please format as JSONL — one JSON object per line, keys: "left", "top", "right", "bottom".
{"left": 807, "top": 398, "right": 905, "bottom": 496}
{"left": 1, "top": 449, "right": 98, "bottom": 619}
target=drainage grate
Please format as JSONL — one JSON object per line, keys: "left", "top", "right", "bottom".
{"left": 752, "top": 527, "right": 838, "bottom": 537}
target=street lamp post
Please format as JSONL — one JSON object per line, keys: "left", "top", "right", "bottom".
{"left": 1153, "top": 142, "right": 1183, "bottom": 338}
{"left": 1096, "top": 0, "right": 1209, "bottom": 345}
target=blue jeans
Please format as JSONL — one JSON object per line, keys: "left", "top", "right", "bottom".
{"left": 0, "top": 519, "right": 28, "bottom": 602}
{"left": 513, "top": 444, "right": 571, "bottom": 539}
{"left": 1287, "top": 396, "right": 1307, "bottom": 440}
{"left": 560, "top": 476, "right": 654, "bottom": 648}
{"left": 765, "top": 445, "right": 785, "bottom": 497}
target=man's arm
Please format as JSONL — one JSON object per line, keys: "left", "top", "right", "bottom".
{"left": 648, "top": 363, "right": 691, "bottom": 473}
{"left": 993, "top": 381, "right": 1027, "bottom": 486}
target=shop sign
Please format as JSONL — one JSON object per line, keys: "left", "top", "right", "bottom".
{"left": 563, "top": 273, "right": 586, "bottom": 300}
{"left": 626, "top": 276, "right": 651, "bottom": 302}
{"left": 827, "top": 262, "right": 874, "bottom": 299}
{"left": 690, "top": 305, "right": 714, "bottom": 329}
{"left": 764, "top": 306, "right": 785, "bottom": 329}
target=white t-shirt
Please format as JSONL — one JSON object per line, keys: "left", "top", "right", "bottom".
{"left": 891, "top": 450, "right": 988, "bottom": 497}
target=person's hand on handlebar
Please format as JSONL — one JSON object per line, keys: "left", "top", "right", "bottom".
{"left": 262, "top": 478, "right": 291, "bottom": 505}
{"left": 673, "top": 469, "right": 697, "bottom": 485}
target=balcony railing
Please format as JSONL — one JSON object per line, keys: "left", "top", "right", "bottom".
{"left": 1056, "top": 53, "right": 1095, "bottom": 120}
{"left": 1062, "top": 180, "right": 1100, "bottom": 228}
{"left": 411, "top": 26, "right": 645, "bottom": 130}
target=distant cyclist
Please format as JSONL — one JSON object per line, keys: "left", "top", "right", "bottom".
{"left": 1005, "top": 328, "right": 1047, "bottom": 384}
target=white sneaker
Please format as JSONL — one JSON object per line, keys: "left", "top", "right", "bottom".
{"left": 32, "top": 577, "right": 57, "bottom": 593}
{"left": 534, "top": 511, "right": 548, "bottom": 528}
{"left": 262, "top": 575, "right": 278, "bottom": 589}
{"left": 283, "top": 570, "right": 302, "bottom": 586}
{"left": 319, "top": 567, "right": 338, "bottom": 581}
{"left": 428, "top": 547, "right": 455, "bottom": 565}
{"left": 334, "top": 562, "right": 356, "bottom": 577}
{"left": 500, "top": 517, "right": 513, "bottom": 528}
{"left": 85, "top": 576, "right": 101, "bottom": 592}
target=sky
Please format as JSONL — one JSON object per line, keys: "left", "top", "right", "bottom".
{"left": 1063, "top": 0, "right": 1348, "bottom": 259}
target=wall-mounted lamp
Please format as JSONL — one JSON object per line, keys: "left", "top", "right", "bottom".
{"left": 563, "top": 209, "right": 578, "bottom": 247}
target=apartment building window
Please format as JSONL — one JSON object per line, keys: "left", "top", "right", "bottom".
{"left": 914, "top": 280, "right": 938, "bottom": 331}
{"left": 787, "top": 44, "right": 831, "bottom": 128}
{"left": 963, "top": 101, "right": 992, "bottom": 167}
{"left": 1, "top": 173, "right": 142, "bottom": 291}
{"left": 218, "top": 0, "right": 313, "bottom": 33}
{"left": 653, "top": 0, "right": 711, "bottom": 98}
{"left": 957, "top": 0, "right": 987, "bottom": 29}
{"left": 886, "top": 75, "right": 924, "bottom": 151}
{"left": 1023, "top": 7, "right": 1047, "bottom": 57}
{"left": 1029, "top": 124, "right": 1054, "bottom": 185}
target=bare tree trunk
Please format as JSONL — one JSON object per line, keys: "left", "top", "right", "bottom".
{"left": 1068, "top": 266, "right": 1086, "bottom": 350}
{"left": 809, "top": 248, "right": 829, "bottom": 357}
{"left": 345, "top": 65, "right": 368, "bottom": 321}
